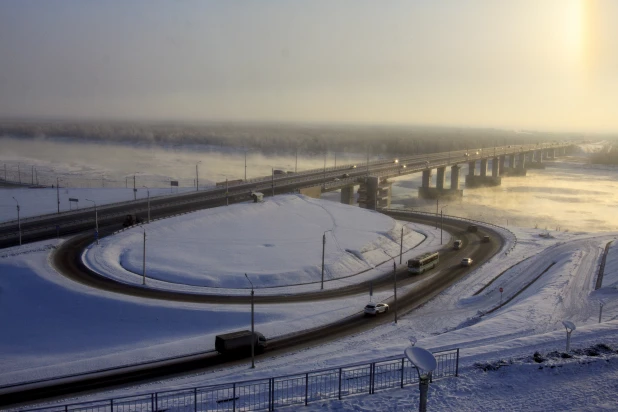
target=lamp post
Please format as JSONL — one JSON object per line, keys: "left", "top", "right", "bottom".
{"left": 85, "top": 198, "right": 98, "bottom": 245}
{"left": 245, "top": 273, "right": 256, "bottom": 369}
{"left": 12, "top": 197, "right": 21, "bottom": 245}
{"left": 56, "top": 177, "right": 61, "bottom": 214}
{"left": 440, "top": 205, "right": 448, "bottom": 245}
{"left": 142, "top": 227, "right": 147, "bottom": 285}
{"left": 321, "top": 230, "right": 332, "bottom": 290}
{"left": 195, "top": 161, "right": 201, "bottom": 191}
{"left": 384, "top": 250, "right": 399, "bottom": 324}
{"left": 142, "top": 186, "right": 150, "bottom": 223}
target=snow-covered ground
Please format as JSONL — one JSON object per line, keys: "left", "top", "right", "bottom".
{"left": 2, "top": 143, "right": 618, "bottom": 410}
{"left": 83, "top": 194, "right": 427, "bottom": 292}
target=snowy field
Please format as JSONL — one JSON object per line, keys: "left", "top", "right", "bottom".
{"left": 83, "top": 194, "right": 427, "bottom": 292}
{"left": 2, "top": 143, "right": 618, "bottom": 410}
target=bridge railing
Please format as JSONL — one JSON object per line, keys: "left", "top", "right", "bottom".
{"left": 20, "top": 348, "right": 459, "bottom": 412}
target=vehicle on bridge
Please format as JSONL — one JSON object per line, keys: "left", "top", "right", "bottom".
{"left": 349, "top": 165, "right": 357, "bottom": 169}
{"left": 408, "top": 252, "right": 440, "bottom": 274}
{"left": 122, "top": 214, "right": 143, "bottom": 227}
{"left": 215, "top": 330, "right": 267, "bottom": 355}
{"left": 341, "top": 173, "right": 350, "bottom": 178}
{"left": 273, "top": 169, "right": 285, "bottom": 175}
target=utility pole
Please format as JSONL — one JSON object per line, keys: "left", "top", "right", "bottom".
{"left": 56, "top": 177, "right": 60, "bottom": 213}
{"left": 400, "top": 227, "right": 404, "bottom": 264}
{"left": 393, "top": 261, "right": 398, "bottom": 324}
{"left": 323, "top": 151, "right": 326, "bottom": 189}
{"left": 196, "top": 161, "right": 201, "bottom": 191}
{"left": 143, "top": 186, "right": 150, "bottom": 223}
{"left": 245, "top": 274, "right": 255, "bottom": 369}
{"left": 321, "top": 232, "right": 326, "bottom": 290}
{"left": 12, "top": 197, "right": 21, "bottom": 245}
{"left": 142, "top": 229, "right": 147, "bottom": 285}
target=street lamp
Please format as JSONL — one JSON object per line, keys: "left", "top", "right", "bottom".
{"left": 440, "top": 205, "right": 448, "bottom": 245}
{"left": 321, "top": 229, "right": 333, "bottom": 290}
{"left": 404, "top": 346, "right": 437, "bottom": 412}
{"left": 383, "top": 250, "right": 399, "bottom": 324}
{"left": 142, "top": 186, "right": 150, "bottom": 223}
{"left": 195, "top": 161, "right": 201, "bottom": 191}
{"left": 85, "top": 198, "right": 99, "bottom": 245}
{"left": 12, "top": 197, "right": 21, "bottom": 245}
{"left": 141, "top": 226, "right": 147, "bottom": 285}
{"left": 56, "top": 177, "right": 62, "bottom": 214}
{"left": 245, "top": 273, "right": 256, "bottom": 369}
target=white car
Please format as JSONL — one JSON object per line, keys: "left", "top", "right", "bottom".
{"left": 461, "top": 258, "right": 473, "bottom": 267}
{"left": 364, "top": 302, "right": 389, "bottom": 316}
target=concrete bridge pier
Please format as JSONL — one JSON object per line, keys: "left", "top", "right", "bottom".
{"left": 422, "top": 169, "right": 433, "bottom": 188}
{"left": 527, "top": 150, "right": 545, "bottom": 169}
{"left": 499, "top": 155, "right": 505, "bottom": 175}
{"left": 518, "top": 153, "right": 526, "bottom": 169}
{"left": 358, "top": 177, "right": 391, "bottom": 210}
{"left": 480, "top": 159, "right": 488, "bottom": 177}
{"left": 451, "top": 165, "right": 460, "bottom": 190}
{"left": 508, "top": 154, "right": 515, "bottom": 169}
{"left": 466, "top": 158, "right": 501, "bottom": 188}
{"left": 419, "top": 166, "right": 463, "bottom": 199}
{"left": 492, "top": 157, "right": 499, "bottom": 178}
{"left": 340, "top": 185, "right": 355, "bottom": 205}
{"left": 436, "top": 166, "right": 446, "bottom": 190}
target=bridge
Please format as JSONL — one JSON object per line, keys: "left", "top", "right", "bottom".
{"left": 0, "top": 142, "right": 573, "bottom": 248}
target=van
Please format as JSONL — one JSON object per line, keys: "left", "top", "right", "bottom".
{"left": 453, "top": 240, "right": 462, "bottom": 250}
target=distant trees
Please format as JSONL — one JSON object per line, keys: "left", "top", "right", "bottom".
{"left": 0, "top": 120, "right": 571, "bottom": 157}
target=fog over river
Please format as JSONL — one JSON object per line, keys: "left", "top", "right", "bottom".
{"left": 1, "top": 136, "right": 614, "bottom": 233}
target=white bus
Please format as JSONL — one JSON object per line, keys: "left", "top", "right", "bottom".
{"left": 407, "top": 252, "right": 440, "bottom": 274}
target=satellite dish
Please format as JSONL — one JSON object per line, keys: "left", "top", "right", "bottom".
{"left": 562, "top": 320, "right": 576, "bottom": 331}
{"left": 405, "top": 346, "right": 437, "bottom": 373}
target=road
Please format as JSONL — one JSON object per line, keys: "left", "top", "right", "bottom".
{"left": 0, "top": 213, "right": 503, "bottom": 407}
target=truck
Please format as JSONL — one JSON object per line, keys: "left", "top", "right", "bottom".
{"left": 122, "top": 214, "right": 143, "bottom": 227}
{"left": 215, "top": 330, "right": 267, "bottom": 355}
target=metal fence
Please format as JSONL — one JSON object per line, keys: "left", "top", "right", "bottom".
{"left": 21, "top": 349, "right": 458, "bottom": 412}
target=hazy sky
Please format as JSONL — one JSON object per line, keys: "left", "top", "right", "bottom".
{"left": 0, "top": 1, "right": 616, "bottom": 132}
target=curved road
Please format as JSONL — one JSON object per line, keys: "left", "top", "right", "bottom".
{"left": 0, "top": 213, "right": 503, "bottom": 407}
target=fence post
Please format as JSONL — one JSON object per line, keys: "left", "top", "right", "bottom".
{"left": 338, "top": 367, "right": 342, "bottom": 400}
{"left": 400, "top": 358, "right": 405, "bottom": 388}
{"left": 110, "top": 399, "right": 113, "bottom": 412}
{"left": 305, "top": 373, "right": 309, "bottom": 406}
{"left": 233, "top": 383, "right": 236, "bottom": 412}
{"left": 269, "top": 377, "right": 274, "bottom": 411}
{"left": 194, "top": 387, "right": 198, "bottom": 412}
{"left": 369, "top": 363, "right": 375, "bottom": 394}
{"left": 151, "top": 393, "right": 154, "bottom": 412}
{"left": 455, "top": 348, "right": 460, "bottom": 377}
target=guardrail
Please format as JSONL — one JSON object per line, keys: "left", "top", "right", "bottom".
{"left": 380, "top": 209, "right": 518, "bottom": 256}
{"left": 21, "top": 348, "right": 459, "bottom": 412}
